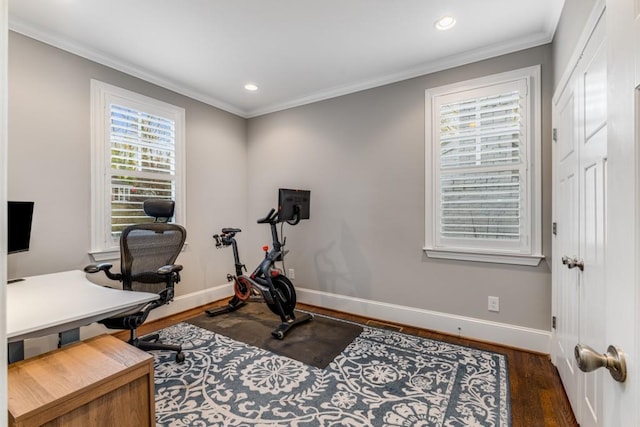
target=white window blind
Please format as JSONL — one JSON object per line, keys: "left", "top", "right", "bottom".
{"left": 91, "top": 80, "right": 185, "bottom": 256}
{"left": 425, "top": 67, "right": 542, "bottom": 266}
{"left": 439, "top": 90, "right": 522, "bottom": 242}
{"left": 109, "top": 104, "right": 176, "bottom": 236}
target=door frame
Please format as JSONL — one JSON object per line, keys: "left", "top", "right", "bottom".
{"left": 1, "top": 0, "right": 8, "bottom": 424}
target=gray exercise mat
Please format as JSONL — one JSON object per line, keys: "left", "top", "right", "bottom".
{"left": 186, "top": 302, "right": 363, "bottom": 369}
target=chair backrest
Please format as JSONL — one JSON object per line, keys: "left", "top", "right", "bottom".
{"left": 119, "top": 200, "right": 186, "bottom": 293}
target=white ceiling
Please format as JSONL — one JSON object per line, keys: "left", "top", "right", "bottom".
{"left": 8, "top": 0, "right": 564, "bottom": 118}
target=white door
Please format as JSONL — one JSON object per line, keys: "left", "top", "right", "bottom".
{"left": 576, "top": 19, "right": 607, "bottom": 426}
{"left": 552, "top": 11, "right": 607, "bottom": 427}
{"left": 604, "top": 0, "right": 639, "bottom": 425}
{"left": 552, "top": 68, "right": 580, "bottom": 414}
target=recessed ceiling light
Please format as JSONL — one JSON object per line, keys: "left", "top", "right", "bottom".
{"left": 435, "top": 15, "right": 456, "bottom": 31}
{"left": 244, "top": 83, "right": 259, "bottom": 91}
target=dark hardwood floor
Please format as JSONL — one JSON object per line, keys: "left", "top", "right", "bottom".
{"left": 116, "top": 299, "right": 578, "bottom": 427}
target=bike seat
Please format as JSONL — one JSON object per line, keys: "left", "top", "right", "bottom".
{"left": 222, "top": 227, "right": 241, "bottom": 234}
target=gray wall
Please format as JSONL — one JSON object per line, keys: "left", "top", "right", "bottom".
{"left": 9, "top": 31, "right": 554, "bottom": 332}
{"left": 247, "top": 45, "right": 554, "bottom": 330}
{"left": 8, "top": 32, "right": 248, "bottom": 296}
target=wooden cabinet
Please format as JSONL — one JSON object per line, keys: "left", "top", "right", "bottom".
{"left": 8, "top": 335, "right": 155, "bottom": 427}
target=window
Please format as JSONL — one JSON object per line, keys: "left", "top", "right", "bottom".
{"left": 424, "top": 66, "right": 542, "bottom": 266}
{"left": 91, "top": 80, "right": 185, "bottom": 259}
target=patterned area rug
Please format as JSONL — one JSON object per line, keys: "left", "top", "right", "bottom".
{"left": 153, "top": 321, "right": 510, "bottom": 426}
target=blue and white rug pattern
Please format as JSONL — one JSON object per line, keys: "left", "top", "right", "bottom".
{"left": 153, "top": 322, "right": 510, "bottom": 426}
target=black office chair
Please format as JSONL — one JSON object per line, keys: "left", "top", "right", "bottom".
{"left": 85, "top": 199, "right": 187, "bottom": 363}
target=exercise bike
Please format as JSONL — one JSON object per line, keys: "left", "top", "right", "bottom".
{"left": 205, "top": 208, "right": 312, "bottom": 339}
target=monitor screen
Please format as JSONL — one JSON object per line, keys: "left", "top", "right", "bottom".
{"left": 278, "top": 189, "right": 310, "bottom": 224}
{"left": 8, "top": 201, "right": 34, "bottom": 254}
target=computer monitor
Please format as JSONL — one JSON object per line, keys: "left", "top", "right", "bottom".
{"left": 278, "top": 189, "right": 310, "bottom": 225}
{"left": 8, "top": 201, "right": 34, "bottom": 254}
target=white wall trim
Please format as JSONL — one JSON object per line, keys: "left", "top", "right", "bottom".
{"left": 8, "top": 18, "right": 245, "bottom": 118}
{"left": 22, "top": 282, "right": 549, "bottom": 358}
{"left": 246, "top": 32, "right": 553, "bottom": 118}
{"left": 297, "top": 287, "right": 551, "bottom": 354}
{"left": 1, "top": 0, "right": 8, "bottom": 423}
{"left": 9, "top": 16, "right": 554, "bottom": 120}
{"left": 145, "top": 283, "right": 233, "bottom": 322}
{"left": 90, "top": 79, "right": 187, "bottom": 253}
{"left": 424, "top": 65, "right": 544, "bottom": 264}
{"left": 424, "top": 249, "right": 544, "bottom": 266}
{"left": 552, "top": 0, "right": 606, "bottom": 104}
{"left": 143, "top": 284, "right": 552, "bottom": 353}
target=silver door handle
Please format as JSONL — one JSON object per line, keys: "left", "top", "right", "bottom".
{"left": 574, "top": 344, "right": 627, "bottom": 382}
{"left": 570, "top": 259, "right": 584, "bottom": 271}
{"left": 561, "top": 256, "right": 584, "bottom": 271}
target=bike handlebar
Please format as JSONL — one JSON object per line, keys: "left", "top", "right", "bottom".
{"left": 257, "top": 208, "right": 278, "bottom": 224}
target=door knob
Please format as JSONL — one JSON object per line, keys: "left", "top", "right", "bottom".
{"left": 569, "top": 259, "right": 584, "bottom": 271}
{"left": 561, "top": 256, "right": 584, "bottom": 271}
{"left": 574, "top": 344, "right": 627, "bottom": 382}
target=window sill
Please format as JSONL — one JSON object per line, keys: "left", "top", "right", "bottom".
{"left": 90, "top": 242, "right": 189, "bottom": 262}
{"left": 424, "top": 248, "right": 544, "bottom": 266}
{"left": 89, "top": 248, "right": 120, "bottom": 262}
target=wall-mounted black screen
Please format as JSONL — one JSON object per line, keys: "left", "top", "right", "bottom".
{"left": 8, "top": 201, "right": 34, "bottom": 254}
{"left": 278, "top": 189, "right": 310, "bottom": 224}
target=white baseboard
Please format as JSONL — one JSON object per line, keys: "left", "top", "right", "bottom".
{"left": 71, "top": 283, "right": 548, "bottom": 357}
{"left": 145, "top": 283, "right": 234, "bottom": 322}
{"left": 296, "top": 287, "right": 551, "bottom": 354}
{"left": 150, "top": 284, "right": 551, "bottom": 353}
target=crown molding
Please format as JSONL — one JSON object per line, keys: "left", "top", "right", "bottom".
{"left": 10, "top": 16, "right": 555, "bottom": 120}
{"left": 8, "top": 17, "right": 248, "bottom": 118}
{"left": 245, "top": 30, "right": 553, "bottom": 117}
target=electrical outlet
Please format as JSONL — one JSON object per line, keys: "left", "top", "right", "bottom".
{"left": 488, "top": 296, "right": 500, "bottom": 312}
{"left": 288, "top": 268, "right": 295, "bottom": 279}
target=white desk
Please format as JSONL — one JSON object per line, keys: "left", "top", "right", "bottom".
{"left": 7, "top": 270, "right": 159, "bottom": 362}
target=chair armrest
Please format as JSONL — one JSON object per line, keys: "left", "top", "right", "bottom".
{"left": 157, "top": 264, "right": 183, "bottom": 275}
{"left": 84, "top": 263, "right": 122, "bottom": 281}
{"left": 157, "top": 264, "right": 183, "bottom": 287}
